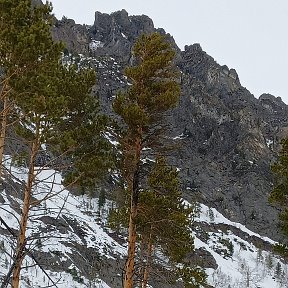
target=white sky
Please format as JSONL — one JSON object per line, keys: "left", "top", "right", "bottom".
{"left": 50, "top": 0, "right": 288, "bottom": 103}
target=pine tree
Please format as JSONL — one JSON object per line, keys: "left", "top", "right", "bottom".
{"left": 265, "top": 253, "right": 273, "bottom": 270}
{"left": 0, "top": 1, "right": 111, "bottom": 286}
{"left": 275, "top": 262, "right": 282, "bottom": 278}
{"left": 49, "top": 64, "right": 113, "bottom": 189}
{"left": 113, "top": 32, "right": 180, "bottom": 288}
{"left": 269, "top": 138, "right": 288, "bottom": 235}
{"left": 110, "top": 156, "right": 206, "bottom": 287}
{"left": 0, "top": 1, "right": 63, "bottom": 284}
{"left": 10, "top": 57, "right": 110, "bottom": 288}
{"left": 0, "top": 0, "right": 62, "bottom": 175}
{"left": 137, "top": 156, "right": 206, "bottom": 288}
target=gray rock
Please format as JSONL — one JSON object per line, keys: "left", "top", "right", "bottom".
{"left": 51, "top": 9, "right": 288, "bottom": 242}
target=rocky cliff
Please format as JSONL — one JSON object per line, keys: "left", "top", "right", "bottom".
{"left": 52, "top": 9, "right": 288, "bottom": 241}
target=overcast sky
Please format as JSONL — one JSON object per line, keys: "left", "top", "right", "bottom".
{"left": 50, "top": 0, "right": 288, "bottom": 103}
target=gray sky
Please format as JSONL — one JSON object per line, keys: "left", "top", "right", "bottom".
{"left": 50, "top": 0, "right": 288, "bottom": 103}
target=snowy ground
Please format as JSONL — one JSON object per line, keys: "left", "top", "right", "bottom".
{"left": 195, "top": 204, "right": 287, "bottom": 288}
{"left": 0, "top": 156, "right": 121, "bottom": 287}
{"left": 1, "top": 156, "right": 288, "bottom": 287}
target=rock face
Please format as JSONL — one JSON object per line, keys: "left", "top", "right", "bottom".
{"left": 91, "top": 10, "right": 154, "bottom": 59}
{"left": 52, "top": 18, "right": 90, "bottom": 55}
{"left": 51, "top": 10, "right": 288, "bottom": 242}
{"left": 171, "top": 44, "right": 288, "bottom": 241}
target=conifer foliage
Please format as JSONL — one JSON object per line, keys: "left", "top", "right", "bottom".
{"left": 138, "top": 156, "right": 194, "bottom": 264}
{"left": 269, "top": 138, "right": 288, "bottom": 236}
{"left": 137, "top": 156, "right": 206, "bottom": 287}
{"left": 113, "top": 32, "right": 180, "bottom": 288}
{"left": 112, "top": 32, "right": 205, "bottom": 287}
{"left": 0, "top": 0, "right": 63, "bottom": 172}
{"left": 0, "top": 1, "right": 111, "bottom": 286}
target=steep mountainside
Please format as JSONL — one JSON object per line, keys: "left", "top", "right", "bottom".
{"left": 1, "top": 161, "right": 287, "bottom": 287}
{"left": 52, "top": 9, "right": 288, "bottom": 241}
{"left": 1, "top": 7, "right": 288, "bottom": 288}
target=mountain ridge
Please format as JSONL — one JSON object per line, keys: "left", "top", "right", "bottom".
{"left": 51, "top": 8, "right": 288, "bottom": 241}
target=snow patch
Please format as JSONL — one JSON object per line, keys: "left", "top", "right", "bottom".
{"left": 89, "top": 40, "right": 104, "bottom": 51}
{"left": 121, "top": 32, "right": 128, "bottom": 39}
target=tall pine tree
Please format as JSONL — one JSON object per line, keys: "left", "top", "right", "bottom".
{"left": 0, "top": 0, "right": 62, "bottom": 174}
{"left": 111, "top": 156, "right": 206, "bottom": 287}
{"left": 113, "top": 32, "right": 180, "bottom": 288}
{"left": 0, "top": 1, "right": 111, "bottom": 286}
{"left": 269, "top": 138, "right": 288, "bottom": 236}
{"left": 138, "top": 156, "right": 206, "bottom": 288}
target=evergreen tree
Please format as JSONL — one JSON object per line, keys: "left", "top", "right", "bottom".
{"left": 265, "top": 253, "right": 273, "bottom": 270}
{"left": 49, "top": 64, "right": 113, "bottom": 189}
{"left": 0, "top": 1, "right": 111, "bottom": 286}
{"left": 0, "top": 0, "right": 62, "bottom": 174}
{"left": 110, "top": 156, "right": 206, "bottom": 287}
{"left": 273, "top": 243, "right": 288, "bottom": 258}
{"left": 113, "top": 32, "right": 180, "bottom": 288}
{"left": 137, "top": 156, "right": 206, "bottom": 288}
{"left": 275, "top": 262, "right": 282, "bottom": 278}
{"left": 269, "top": 138, "right": 288, "bottom": 235}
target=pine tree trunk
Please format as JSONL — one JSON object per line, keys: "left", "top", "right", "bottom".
{"left": 142, "top": 230, "right": 153, "bottom": 288}
{"left": 124, "top": 133, "right": 142, "bottom": 288}
{"left": 0, "top": 92, "right": 9, "bottom": 176}
{"left": 139, "top": 235, "right": 147, "bottom": 285}
{"left": 124, "top": 198, "right": 137, "bottom": 288}
{"left": 11, "top": 135, "right": 39, "bottom": 287}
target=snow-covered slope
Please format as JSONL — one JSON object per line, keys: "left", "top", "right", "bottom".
{"left": 0, "top": 156, "right": 123, "bottom": 287}
{"left": 194, "top": 204, "right": 287, "bottom": 288}
{"left": 0, "top": 157, "right": 287, "bottom": 287}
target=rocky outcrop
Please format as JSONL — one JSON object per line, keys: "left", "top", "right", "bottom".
{"left": 52, "top": 18, "right": 90, "bottom": 55}
{"left": 170, "top": 44, "right": 286, "bottom": 241}
{"left": 50, "top": 10, "right": 288, "bottom": 242}
{"left": 31, "top": 0, "right": 43, "bottom": 6}
{"left": 90, "top": 10, "right": 154, "bottom": 60}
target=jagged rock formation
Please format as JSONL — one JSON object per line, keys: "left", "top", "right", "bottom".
{"left": 171, "top": 45, "right": 288, "bottom": 241}
{"left": 52, "top": 9, "right": 288, "bottom": 242}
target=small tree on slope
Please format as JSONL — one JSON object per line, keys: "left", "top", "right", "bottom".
{"left": 110, "top": 156, "right": 207, "bottom": 287}
{"left": 137, "top": 156, "right": 206, "bottom": 288}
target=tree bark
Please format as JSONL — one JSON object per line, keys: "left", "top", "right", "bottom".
{"left": 124, "top": 197, "right": 138, "bottom": 288}
{"left": 0, "top": 88, "right": 9, "bottom": 176}
{"left": 139, "top": 234, "right": 147, "bottom": 286}
{"left": 11, "top": 126, "right": 40, "bottom": 288}
{"left": 142, "top": 229, "right": 153, "bottom": 288}
{"left": 124, "top": 133, "right": 142, "bottom": 288}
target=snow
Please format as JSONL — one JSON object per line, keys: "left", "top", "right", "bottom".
{"left": 172, "top": 133, "right": 186, "bottom": 140}
{"left": 196, "top": 203, "right": 276, "bottom": 244}
{"left": 193, "top": 203, "right": 286, "bottom": 288}
{"left": 89, "top": 40, "right": 104, "bottom": 51}
{"left": 141, "top": 157, "right": 155, "bottom": 164}
{"left": 121, "top": 32, "right": 128, "bottom": 39}
{"left": 266, "top": 138, "right": 274, "bottom": 148}
{"left": 104, "top": 131, "right": 119, "bottom": 147}
{"left": 33, "top": 168, "right": 126, "bottom": 258}
{"left": 1, "top": 156, "right": 287, "bottom": 287}
{"left": 201, "top": 233, "right": 286, "bottom": 288}
{"left": 0, "top": 156, "right": 124, "bottom": 287}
